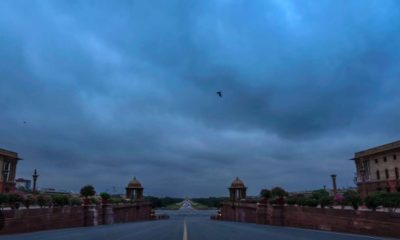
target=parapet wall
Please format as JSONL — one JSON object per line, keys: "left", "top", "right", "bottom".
{"left": 0, "top": 202, "right": 153, "bottom": 235}
{"left": 220, "top": 201, "right": 400, "bottom": 238}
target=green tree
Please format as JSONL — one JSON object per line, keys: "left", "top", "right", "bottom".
{"left": 260, "top": 189, "right": 271, "bottom": 199}
{"left": 343, "top": 190, "right": 362, "bottom": 210}
{"left": 364, "top": 192, "right": 384, "bottom": 211}
{"left": 271, "top": 187, "right": 287, "bottom": 197}
{"left": 100, "top": 192, "right": 111, "bottom": 200}
{"left": 80, "top": 185, "right": 96, "bottom": 198}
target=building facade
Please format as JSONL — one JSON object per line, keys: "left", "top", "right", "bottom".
{"left": 0, "top": 148, "right": 21, "bottom": 193}
{"left": 352, "top": 140, "right": 400, "bottom": 198}
{"left": 15, "top": 178, "right": 31, "bottom": 191}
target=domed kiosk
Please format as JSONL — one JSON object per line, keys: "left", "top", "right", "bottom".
{"left": 126, "top": 177, "right": 144, "bottom": 201}
{"left": 229, "top": 177, "right": 247, "bottom": 201}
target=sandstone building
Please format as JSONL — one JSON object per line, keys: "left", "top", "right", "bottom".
{"left": 0, "top": 148, "right": 21, "bottom": 193}
{"left": 352, "top": 140, "right": 400, "bottom": 198}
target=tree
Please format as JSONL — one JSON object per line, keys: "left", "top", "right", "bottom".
{"left": 80, "top": 185, "right": 96, "bottom": 198}
{"left": 260, "top": 189, "right": 271, "bottom": 199}
{"left": 365, "top": 193, "right": 383, "bottom": 211}
{"left": 343, "top": 190, "right": 362, "bottom": 210}
{"left": 271, "top": 187, "right": 287, "bottom": 197}
{"left": 100, "top": 192, "right": 110, "bottom": 200}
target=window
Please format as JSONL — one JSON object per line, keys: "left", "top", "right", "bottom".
{"left": 376, "top": 170, "right": 380, "bottom": 180}
{"left": 375, "top": 159, "right": 378, "bottom": 164}
{"left": 385, "top": 169, "right": 389, "bottom": 179}
{"left": 394, "top": 154, "right": 397, "bottom": 160}
{"left": 396, "top": 167, "right": 399, "bottom": 180}
{"left": 383, "top": 156, "right": 387, "bottom": 162}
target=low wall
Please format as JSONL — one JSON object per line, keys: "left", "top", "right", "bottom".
{"left": 220, "top": 201, "right": 400, "bottom": 238}
{"left": 0, "top": 206, "right": 84, "bottom": 235}
{"left": 284, "top": 206, "right": 400, "bottom": 238}
{"left": 0, "top": 202, "right": 153, "bottom": 235}
{"left": 113, "top": 202, "right": 152, "bottom": 223}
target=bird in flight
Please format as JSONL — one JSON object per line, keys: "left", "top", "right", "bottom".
{"left": 216, "top": 91, "right": 223, "bottom": 97}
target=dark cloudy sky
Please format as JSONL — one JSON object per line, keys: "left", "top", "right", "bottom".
{"left": 1, "top": 0, "right": 400, "bottom": 197}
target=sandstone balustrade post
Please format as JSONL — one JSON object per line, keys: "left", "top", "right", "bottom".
{"left": 83, "top": 205, "right": 98, "bottom": 227}
{"left": 270, "top": 205, "right": 284, "bottom": 226}
{"left": 102, "top": 204, "right": 114, "bottom": 225}
{"left": 256, "top": 203, "right": 268, "bottom": 225}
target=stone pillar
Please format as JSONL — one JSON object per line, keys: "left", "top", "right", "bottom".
{"left": 102, "top": 204, "right": 114, "bottom": 225}
{"left": 32, "top": 169, "right": 39, "bottom": 194}
{"left": 256, "top": 204, "right": 268, "bottom": 225}
{"left": 84, "top": 205, "right": 98, "bottom": 227}
{"left": 268, "top": 205, "right": 284, "bottom": 226}
{"left": 331, "top": 174, "right": 337, "bottom": 196}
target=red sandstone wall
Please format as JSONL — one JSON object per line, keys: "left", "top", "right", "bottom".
{"left": 220, "top": 202, "right": 400, "bottom": 238}
{"left": 0, "top": 202, "right": 153, "bottom": 235}
{"left": 0, "top": 207, "right": 84, "bottom": 235}
{"left": 113, "top": 203, "right": 152, "bottom": 223}
{"left": 284, "top": 206, "right": 400, "bottom": 238}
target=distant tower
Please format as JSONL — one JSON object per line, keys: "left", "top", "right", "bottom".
{"left": 125, "top": 177, "right": 144, "bottom": 201}
{"left": 32, "top": 169, "right": 39, "bottom": 194}
{"left": 331, "top": 174, "right": 337, "bottom": 196}
{"left": 229, "top": 177, "right": 247, "bottom": 201}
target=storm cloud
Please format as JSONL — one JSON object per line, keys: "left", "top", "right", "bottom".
{"left": 1, "top": 0, "right": 400, "bottom": 197}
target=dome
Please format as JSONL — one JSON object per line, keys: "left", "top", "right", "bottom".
{"left": 127, "top": 177, "right": 143, "bottom": 188}
{"left": 230, "top": 177, "right": 246, "bottom": 188}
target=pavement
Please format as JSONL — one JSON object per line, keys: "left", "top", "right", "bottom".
{"left": 0, "top": 209, "right": 390, "bottom": 240}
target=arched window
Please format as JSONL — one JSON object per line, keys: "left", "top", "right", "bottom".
{"left": 376, "top": 170, "right": 380, "bottom": 180}
{"left": 385, "top": 169, "right": 389, "bottom": 179}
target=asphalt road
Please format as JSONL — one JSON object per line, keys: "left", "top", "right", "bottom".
{"left": 0, "top": 210, "right": 390, "bottom": 240}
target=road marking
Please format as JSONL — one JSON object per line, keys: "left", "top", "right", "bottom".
{"left": 183, "top": 218, "right": 188, "bottom": 240}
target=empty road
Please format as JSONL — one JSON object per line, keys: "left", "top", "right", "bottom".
{"left": 0, "top": 210, "right": 389, "bottom": 240}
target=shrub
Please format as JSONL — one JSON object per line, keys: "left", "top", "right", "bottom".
{"left": 80, "top": 185, "right": 96, "bottom": 198}
{"left": 343, "top": 190, "right": 362, "bottom": 210}
{"left": 7, "top": 193, "right": 23, "bottom": 209}
{"left": 320, "top": 196, "right": 334, "bottom": 208}
{"left": 286, "top": 197, "right": 297, "bottom": 205}
{"left": 381, "top": 192, "right": 400, "bottom": 212}
{"left": 52, "top": 195, "right": 70, "bottom": 207}
{"left": 37, "top": 194, "right": 52, "bottom": 208}
{"left": 305, "top": 198, "right": 319, "bottom": 207}
{"left": 100, "top": 192, "right": 111, "bottom": 200}
{"left": 24, "top": 195, "right": 37, "bottom": 209}
{"left": 70, "top": 197, "right": 82, "bottom": 206}
{"left": 0, "top": 194, "right": 8, "bottom": 208}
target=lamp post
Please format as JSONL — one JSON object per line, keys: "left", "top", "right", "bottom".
{"left": 32, "top": 169, "right": 39, "bottom": 194}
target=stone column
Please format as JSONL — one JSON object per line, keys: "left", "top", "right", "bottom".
{"left": 331, "top": 174, "right": 337, "bottom": 196}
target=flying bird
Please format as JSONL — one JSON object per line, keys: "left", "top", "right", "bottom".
{"left": 216, "top": 91, "right": 223, "bottom": 97}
